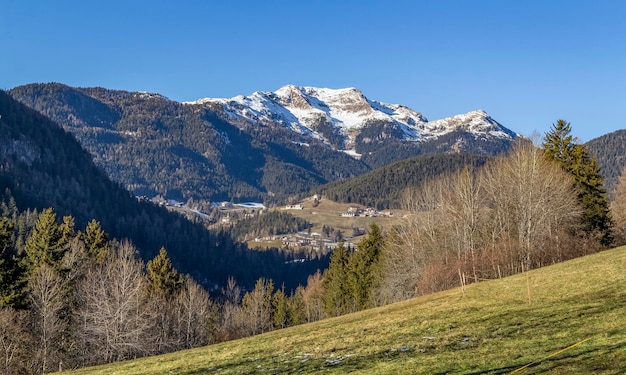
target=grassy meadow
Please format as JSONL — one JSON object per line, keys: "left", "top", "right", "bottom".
{"left": 246, "top": 198, "right": 407, "bottom": 249}
{"left": 59, "top": 246, "right": 626, "bottom": 374}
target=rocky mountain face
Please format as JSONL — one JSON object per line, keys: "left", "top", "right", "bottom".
{"left": 9, "top": 83, "right": 518, "bottom": 203}
{"left": 191, "top": 85, "right": 517, "bottom": 164}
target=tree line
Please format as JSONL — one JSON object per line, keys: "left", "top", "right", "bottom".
{"left": 314, "top": 153, "right": 490, "bottom": 210}
{"left": 227, "top": 211, "right": 312, "bottom": 242}
{"left": 0, "top": 204, "right": 381, "bottom": 373}
{"left": 379, "top": 121, "right": 615, "bottom": 301}
{"left": 0, "top": 206, "right": 216, "bottom": 373}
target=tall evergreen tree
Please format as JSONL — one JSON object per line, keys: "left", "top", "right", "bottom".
{"left": 542, "top": 120, "right": 576, "bottom": 163}
{"left": 0, "top": 216, "right": 27, "bottom": 308}
{"left": 271, "top": 286, "right": 288, "bottom": 329}
{"left": 83, "top": 219, "right": 109, "bottom": 264}
{"left": 23, "top": 208, "right": 69, "bottom": 272}
{"left": 542, "top": 120, "right": 613, "bottom": 246}
{"left": 286, "top": 287, "right": 305, "bottom": 326}
{"left": 348, "top": 224, "right": 384, "bottom": 310}
{"left": 146, "top": 247, "right": 183, "bottom": 300}
{"left": 0, "top": 217, "right": 12, "bottom": 257}
{"left": 0, "top": 217, "right": 14, "bottom": 303}
{"left": 323, "top": 242, "right": 351, "bottom": 317}
{"left": 571, "top": 144, "right": 613, "bottom": 245}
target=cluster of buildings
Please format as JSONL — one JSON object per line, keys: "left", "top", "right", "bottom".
{"left": 340, "top": 206, "right": 393, "bottom": 218}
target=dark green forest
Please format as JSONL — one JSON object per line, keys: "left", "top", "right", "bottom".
{"left": 586, "top": 129, "right": 626, "bottom": 195}
{"left": 315, "top": 153, "right": 491, "bottom": 209}
{"left": 228, "top": 211, "right": 312, "bottom": 242}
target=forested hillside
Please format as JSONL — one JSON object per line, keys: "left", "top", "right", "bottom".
{"left": 586, "top": 129, "right": 626, "bottom": 194}
{"left": 9, "top": 83, "right": 518, "bottom": 206}
{"left": 228, "top": 211, "right": 312, "bottom": 242}
{"left": 0, "top": 90, "right": 325, "bottom": 289}
{"left": 315, "top": 153, "right": 490, "bottom": 209}
{"left": 9, "top": 83, "right": 370, "bottom": 203}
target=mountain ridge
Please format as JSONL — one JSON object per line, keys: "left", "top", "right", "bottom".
{"left": 9, "top": 83, "right": 518, "bottom": 203}
{"left": 185, "top": 84, "right": 518, "bottom": 158}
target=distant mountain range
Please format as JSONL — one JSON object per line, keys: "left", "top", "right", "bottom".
{"left": 0, "top": 89, "right": 324, "bottom": 290}
{"left": 9, "top": 83, "right": 518, "bottom": 203}
{"left": 190, "top": 85, "right": 517, "bottom": 161}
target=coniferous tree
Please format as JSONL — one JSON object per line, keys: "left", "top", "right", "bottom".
{"left": 348, "top": 224, "right": 384, "bottom": 310}
{"left": 59, "top": 215, "right": 75, "bottom": 248}
{"left": 542, "top": 120, "right": 576, "bottom": 164}
{"left": 0, "top": 217, "right": 14, "bottom": 304}
{"left": 23, "top": 208, "right": 68, "bottom": 272}
{"left": 271, "top": 286, "right": 288, "bottom": 329}
{"left": 286, "top": 287, "right": 305, "bottom": 326}
{"left": 83, "top": 219, "right": 110, "bottom": 264}
{"left": 0, "top": 217, "right": 12, "bottom": 257}
{"left": 542, "top": 120, "right": 613, "bottom": 246}
{"left": 146, "top": 247, "right": 183, "bottom": 301}
{"left": 323, "top": 242, "right": 350, "bottom": 317}
{"left": 570, "top": 144, "right": 613, "bottom": 245}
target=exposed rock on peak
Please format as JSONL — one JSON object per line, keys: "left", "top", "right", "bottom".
{"left": 187, "top": 85, "right": 517, "bottom": 156}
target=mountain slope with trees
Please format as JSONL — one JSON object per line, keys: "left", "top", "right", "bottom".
{"left": 8, "top": 83, "right": 371, "bottom": 203}
{"left": 9, "top": 83, "right": 517, "bottom": 205}
{"left": 0, "top": 89, "right": 324, "bottom": 290}
{"left": 586, "top": 129, "right": 626, "bottom": 195}
{"left": 314, "top": 153, "right": 491, "bottom": 209}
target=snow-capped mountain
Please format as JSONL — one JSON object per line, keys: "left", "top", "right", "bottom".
{"left": 9, "top": 82, "right": 519, "bottom": 203}
{"left": 185, "top": 85, "right": 517, "bottom": 158}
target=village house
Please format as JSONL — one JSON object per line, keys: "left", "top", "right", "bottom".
{"left": 283, "top": 204, "right": 304, "bottom": 210}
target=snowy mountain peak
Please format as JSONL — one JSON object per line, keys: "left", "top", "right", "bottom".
{"left": 184, "top": 85, "right": 517, "bottom": 156}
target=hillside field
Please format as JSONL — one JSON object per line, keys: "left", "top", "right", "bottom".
{"left": 58, "top": 246, "right": 626, "bottom": 374}
{"left": 245, "top": 198, "right": 407, "bottom": 250}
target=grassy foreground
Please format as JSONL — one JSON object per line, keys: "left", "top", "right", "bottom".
{"left": 60, "top": 247, "right": 626, "bottom": 374}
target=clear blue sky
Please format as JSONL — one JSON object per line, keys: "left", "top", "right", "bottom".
{"left": 2, "top": 0, "right": 625, "bottom": 141}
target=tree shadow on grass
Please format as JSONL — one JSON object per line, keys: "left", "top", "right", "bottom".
{"left": 464, "top": 342, "right": 626, "bottom": 375}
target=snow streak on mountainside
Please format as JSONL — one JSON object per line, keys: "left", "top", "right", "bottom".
{"left": 185, "top": 85, "right": 518, "bottom": 156}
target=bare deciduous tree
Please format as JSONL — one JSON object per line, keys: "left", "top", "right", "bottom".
{"left": 173, "top": 276, "right": 217, "bottom": 349}
{"left": 29, "top": 264, "right": 66, "bottom": 374}
{"left": 0, "top": 307, "right": 31, "bottom": 375}
{"left": 217, "top": 277, "right": 244, "bottom": 341}
{"left": 300, "top": 270, "right": 325, "bottom": 322}
{"left": 380, "top": 141, "right": 583, "bottom": 301}
{"left": 611, "top": 166, "right": 626, "bottom": 246}
{"left": 75, "top": 240, "right": 155, "bottom": 365}
{"left": 240, "top": 278, "right": 274, "bottom": 336}
{"left": 483, "top": 141, "right": 582, "bottom": 270}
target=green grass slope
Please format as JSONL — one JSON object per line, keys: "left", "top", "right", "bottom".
{"left": 60, "top": 247, "right": 626, "bottom": 374}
